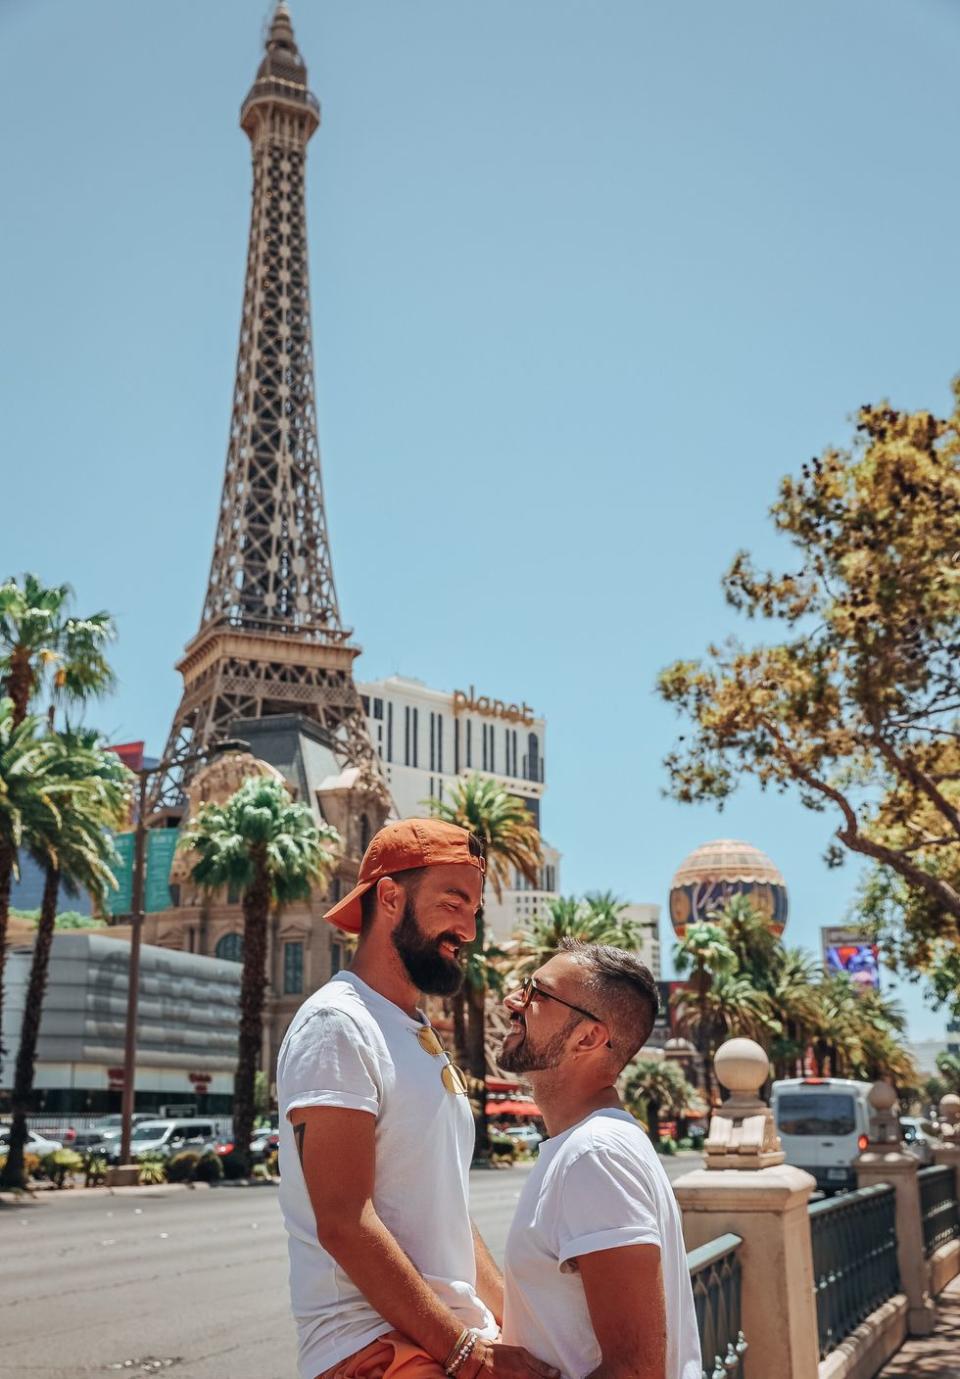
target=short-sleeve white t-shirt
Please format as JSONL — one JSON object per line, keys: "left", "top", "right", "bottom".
{"left": 276, "top": 971, "right": 497, "bottom": 1379}
{"left": 502, "top": 1109, "right": 701, "bottom": 1379}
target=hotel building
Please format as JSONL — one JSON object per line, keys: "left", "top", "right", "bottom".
{"left": 357, "top": 676, "right": 561, "bottom": 941}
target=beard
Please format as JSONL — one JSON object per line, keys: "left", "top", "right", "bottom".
{"left": 391, "top": 899, "right": 465, "bottom": 996}
{"left": 499, "top": 1015, "right": 574, "bottom": 1073}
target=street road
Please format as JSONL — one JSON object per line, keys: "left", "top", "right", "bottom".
{"left": 1, "top": 1154, "right": 700, "bottom": 1379}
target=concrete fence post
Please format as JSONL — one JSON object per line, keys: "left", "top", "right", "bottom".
{"left": 674, "top": 1038, "right": 820, "bottom": 1379}
{"left": 854, "top": 1080, "right": 935, "bottom": 1336}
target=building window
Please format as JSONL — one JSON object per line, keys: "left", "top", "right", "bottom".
{"left": 361, "top": 694, "right": 370, "bottom": 715}
{"left": 359, "top": 813, "right": 371, "bottom": 852}
{"left": 412, "top": 708, "right": 419, "bottom": 766}
{"left": 215, "top": 932, "right": 244, "bottom": 963}
{"left": 466, "top": 719, "right": 472, "bottom": 768}
{"left": 454, "top": 718, "right": 460, "bottom": 774}
{"left": 283, "top": 941, "right": 304, "bottom": 995}
{"left": 387, "top": 702, "right": 393, "bottom": 761}
{"left": 526, "top": 732, "right": 540, "bottom": 782}
{"left": 437, "top": 713, "right": 443, "bottom": 773}
{"left": 404, "top": 706, "right": 411, "bottom": 765}
{"left": 429, "top": 711, "right": 436, "bottom": 771}
{"left": 373, "top": 697, "right": 383, "bottom": 720}
{"left": 330, "top": 942, "right": 342, "bottom": 976}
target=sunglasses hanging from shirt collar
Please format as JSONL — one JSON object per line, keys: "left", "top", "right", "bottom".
{"left": 416, "top": 1024, "right": 469, "bottom": 1096}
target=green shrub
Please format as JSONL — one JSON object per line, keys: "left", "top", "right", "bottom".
{"left": 41, "top": 1149, "right": 84, "bottom": 1187}
{"left": 83, "top": 1153, "right": 109, "bottom": 1187}
{"left": 0, "top": 1152, "right": 42, "bottom": 1182}
{"left": 194, "top": 1152, "right": 224, "bottom": 1184}
{"left": 677, "top": 1137, "right": 695, "bottom": 1151}
{"left": 166, "top": 1150, "right": 201, "bottom": 1183}
{"left": 137, "top": 1154, "right": 166, "bottom": 1186}
{"left": 657, "top": 1137, "right": 678, "bottom": 1157}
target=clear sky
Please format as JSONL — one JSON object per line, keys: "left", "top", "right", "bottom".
{"left": 2, "top": 0, "right": 958, "bottom": 1039}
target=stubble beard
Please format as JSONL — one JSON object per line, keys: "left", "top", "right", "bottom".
{"left": 498, "top": 1018, "right": 573, "bottom": 1074}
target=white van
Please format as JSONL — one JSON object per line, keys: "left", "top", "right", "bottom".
{"left": 771, "top": 1077, "right": 873, "bottom": 1192}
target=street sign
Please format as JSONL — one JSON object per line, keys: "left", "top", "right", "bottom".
{"left": 107, "top": 833, "right": 135, "bottom": 916}
{"left": 146, "top": 829, "right": 180, "bottom": 912}
{"left": 106, "top": 828, "right": 180, "bottom": 916}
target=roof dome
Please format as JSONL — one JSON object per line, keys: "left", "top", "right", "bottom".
{"left": 668, "top": 838, "right": 788, "bottom": 937}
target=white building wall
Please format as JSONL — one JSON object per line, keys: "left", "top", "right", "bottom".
{"left": 358, "top": 675, "right": 560, "bottom": 941}
{"left": 620, "top": 903, "right": 663, "bottom": 980}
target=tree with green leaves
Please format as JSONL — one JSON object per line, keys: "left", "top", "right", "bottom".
{"left": 622, "top": 1057, "right": 700, "bottom": 1146}
{"left": 657, "top": 390, "right": 960, "bottom": 995}
{"left": 0, "top": 701, "right": 73, "bottom": 1055}
{"left": 0, "top": 574, "right": 115, "bottom": 728}
{"left": 181, "top": 776, "right": 339, "bottom": 1173}
{"left": 514, "top": 893, "right": 641, "bottom": 980}
{"left": 425, "top": 774, "right": 542, "bottom": 1155}
{"left": 672, "top": 921, "right": 737, "bottom": 1106}
{"left": 0, "top": 730, "right": 132, "bottom": 1188}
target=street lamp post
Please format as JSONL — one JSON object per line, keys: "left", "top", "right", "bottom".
{"left": 118, "top": 739, "right": 248, "bottom": 1166}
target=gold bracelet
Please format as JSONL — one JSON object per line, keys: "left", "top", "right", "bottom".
{"left": 443, "top": 1329, "right": 470, "bottom": 1375}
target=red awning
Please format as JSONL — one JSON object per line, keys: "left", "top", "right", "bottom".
{"left": 487, "top": 1100, "right": 541, "bottom": 1118}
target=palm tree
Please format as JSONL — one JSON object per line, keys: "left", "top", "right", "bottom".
{"left": 711, "top": 894, "right": 781, "bottom": 988}
{"left": 182, "top": 776, "right": 339, "bottom": 1174}
{"left": 425, "top": 774, "right": 542, "bottom": 1155}
{"left": 0, "top": 730, "right": 132, "bottom": 1188}
{"left": 672, "top": 921, "right": 737, "bottom": 1107}
{"left": 514, "top": 893, "right": 642, "bottom": 979}
{"left": 769, "top": 946, "right": 823, "bottom": 1079}
{"left": 0, "top": 702, "right": 71, "bottom": 1057}
{"left": 679, "top": 968, "right": 780, "bottom": 1050}
{"left": 623, "top": 1057, "right": 700, "bottom": 1146}
{"left": 0, "top": 574, "right": 115, "bottom": 728}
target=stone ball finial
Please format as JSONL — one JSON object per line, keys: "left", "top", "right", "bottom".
{"left": 869, "top": 1080, "right": 899, "bottom": 1113}
{"left": 714, "top": 1038, "right": 770, "bottom": 1096}
{"left": 940, "top": 1093, "right": 960, "bottom": 1124}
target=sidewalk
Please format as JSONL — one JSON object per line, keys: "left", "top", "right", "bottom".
{"left": 878, "top": 1275, "right": 960, "bottom": 1378}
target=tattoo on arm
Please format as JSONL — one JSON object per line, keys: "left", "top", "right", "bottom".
{"left": 294, "top": 1121, "right": 306, "bottom": 1166}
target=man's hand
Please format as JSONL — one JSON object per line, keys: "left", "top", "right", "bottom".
{"left": 578, "top": 1244, "right": 666, "bottom": 1379}
{"left": 471, "top": 1342, "right": 560, "bottom": 1379}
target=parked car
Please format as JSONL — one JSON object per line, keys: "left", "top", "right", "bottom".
{"left": 502, "top": 1125, "right": 543, "bottom": 1150}
{"left": 900, "top": 1116, "right": 935, "bottom": 1166}
{"left": 120, "top": 1118, "right": 218, "bottom": 1162}
{"left": 0, "top": 1126, "right": 63, "bottom": 1157}
{"left": 213, "top": 1130, "right": 279, "bottom": 1162}
{"left": 772, "top": 1076, "right": 874, "bottom": 1193}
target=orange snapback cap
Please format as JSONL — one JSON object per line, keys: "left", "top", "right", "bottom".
{"left": 323, "top": 818, "right": 485, "bottom": 934}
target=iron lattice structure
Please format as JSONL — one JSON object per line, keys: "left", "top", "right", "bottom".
{"left": 154, "top": 4, "right": 385, "bottom": 814}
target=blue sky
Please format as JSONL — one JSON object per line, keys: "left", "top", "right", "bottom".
{"left": 2, "top": 0, "right": 958, "bottom": 1039}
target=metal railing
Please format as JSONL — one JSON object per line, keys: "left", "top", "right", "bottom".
{"left": 809, "top": 1183, "right": 900, "bottom": 1358}
{"left": 687, "top": 1232, "right": 747, "bottom": 1379}
{"left": 919, "top": 1164, "right": 960, "bottom": 1258}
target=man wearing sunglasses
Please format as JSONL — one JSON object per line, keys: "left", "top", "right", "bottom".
{"left": 276, "top": 818, "right": 559, "bottom": 1379}
{"left": 499, "top": 941, "right": 701, "bottom": 1379}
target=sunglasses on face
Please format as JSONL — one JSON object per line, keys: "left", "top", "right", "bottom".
{"left": 516, "top": 977, "right": 612, "bottom": 1049}
{"left": 416, "top": 1024, "right": 469, "bottom": 1095}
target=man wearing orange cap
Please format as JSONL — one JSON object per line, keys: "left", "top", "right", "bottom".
{"left": 277, "top": 819, "right": 559, "bottom": 1379}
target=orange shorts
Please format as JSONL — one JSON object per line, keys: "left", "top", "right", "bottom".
{"left": 317, "top": 1332, "right": 448, "bottom": 1379}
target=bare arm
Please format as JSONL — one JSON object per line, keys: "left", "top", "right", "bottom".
{"left": 291, "top": 1107, "right": 555, "bottom": 1379}
{"left": 577, "top": 1244, "right": 667, "bottom": 1379}
{"left": 471, "top": 1220, "right": 504, "bottom": 1327}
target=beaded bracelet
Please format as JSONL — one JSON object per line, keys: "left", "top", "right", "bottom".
{"left": 443, "top": 1329, "right": 470, "bottom": 1373}
{"left": 446, "top": 1329, "right": 479, "bottom": 1378}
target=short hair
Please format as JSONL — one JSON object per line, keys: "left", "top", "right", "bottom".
{"left": 559, "top": 939, "right": 659, "bottom": 1070}
{"left": 359, "top": 866, "right": 427, "bottom": 935}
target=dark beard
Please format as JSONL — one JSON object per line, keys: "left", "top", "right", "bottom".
{"left": 499, "top": 1019, "right": 573, "bottom": 1073}
{"left": 391, "top": 899, "right": 465, "bottom": 996}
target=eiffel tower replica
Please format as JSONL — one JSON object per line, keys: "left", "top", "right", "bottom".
{"left": 153, "top": 3, "right": 387, "bottom": 823}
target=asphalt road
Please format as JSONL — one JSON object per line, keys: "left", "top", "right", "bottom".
{"left": 1, "top": 1154, "right": 700, "bottom": 1379}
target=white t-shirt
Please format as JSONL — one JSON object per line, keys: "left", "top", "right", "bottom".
{"left": 502, "top": 1109, "right": 701, "bottom": 1379}
{"left": 277, "top": 971, "right": 497, "bottom": 1379}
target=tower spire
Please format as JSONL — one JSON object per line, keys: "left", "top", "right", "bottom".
{"left": 153, "top": 9, "right": 386, "bottom": 815}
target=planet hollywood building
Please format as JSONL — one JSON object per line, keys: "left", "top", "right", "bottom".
{"left": 357, "top": 676, "right": 561, "bottom": 941}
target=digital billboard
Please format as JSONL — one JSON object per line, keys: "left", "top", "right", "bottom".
{"left": 821, "top": 927, "right": 881, "bottom": 992}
